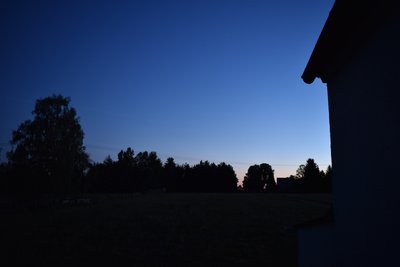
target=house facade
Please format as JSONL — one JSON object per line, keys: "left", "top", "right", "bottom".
{"left": 302, "top": 1, "right": 400, "bottom": 266}
{"left": 276, "top": 177, "right": 294, "bottom": 193}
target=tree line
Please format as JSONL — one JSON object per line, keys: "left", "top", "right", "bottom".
{"left": 85, "top": 149, "right": 238, "bottom": 193}
{"left": 240, "top": 159, "right": 331, "bottom": 193}
{"left": 0, "top": 95, "right": 331, "bottom": 194}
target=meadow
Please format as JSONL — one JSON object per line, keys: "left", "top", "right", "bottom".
{"left": 3, "top": 193, "right": 331, "bottom": 266}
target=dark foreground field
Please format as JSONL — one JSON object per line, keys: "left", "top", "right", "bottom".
{"left": 3, "top": 193, "right": 331, "bottom": 266}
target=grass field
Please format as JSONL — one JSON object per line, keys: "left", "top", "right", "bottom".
{"left": 3, "top": 193, "right": 331, "bottom": 266}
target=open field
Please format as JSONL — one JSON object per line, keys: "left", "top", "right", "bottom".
{"left": 3, "top": 193, "right": 331, "bottom": 266}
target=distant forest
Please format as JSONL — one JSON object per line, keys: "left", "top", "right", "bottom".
{"left": 0, "top": 95, "right": 331, "bottom": 194}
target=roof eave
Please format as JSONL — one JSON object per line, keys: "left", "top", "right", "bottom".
{"left": 301, "top": 1, "right": 338, "bottom": 85}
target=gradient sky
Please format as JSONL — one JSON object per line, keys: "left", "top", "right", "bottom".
{"left": 1, "top": 0, "right": 334, "bottom": 183}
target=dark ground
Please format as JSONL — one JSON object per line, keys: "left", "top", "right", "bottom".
{"left": 2, "top": 193, "right": 331, "bottom": 266}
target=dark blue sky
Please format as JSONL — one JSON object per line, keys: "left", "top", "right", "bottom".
{"left": 1, "top": 0, "right": 334, "bottom": 182}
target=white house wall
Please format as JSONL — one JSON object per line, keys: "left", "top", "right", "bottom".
{"left": 327, "top": 21, "right": 400, "bottom": 267}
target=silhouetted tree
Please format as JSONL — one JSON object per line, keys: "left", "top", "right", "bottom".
{"left": 163, "top": 157, "right": 183, "bottom": 192}
{"left": 243, "top": 163, "right": 275, "bottom": 192}
{"left": 322, "top": 165, "right": 332, "bottom": 192}
{"left": 115, "top": 147, "right": 137, "bottom": 192}
{"left": 165, "top": 160, "right": 237, "bottom": 192}
{"left": 260, "top": 163, "right": 276, "bottom": 191}
{"left": 304, "top": 159, "right": 321, "bottom": 180}
{"left": 215, "top": 162, "right": 238, "bottom": 192}
{"left": 187, "top": 160, "right": 212, "bottom": 192}
{"left": 103, "top": 155, "right": 114, "bottom": 166}
{"left": 325, "top": 165, "right": 332, "bottom": 181}
{"left": 303, "top": 158, "right": 321, "bottom": 191}
{"left": 117, "top": 147, "right": 135, "bottom": 166}
{"left": 85, "top": 157, "right": 116, "bottom": 193}
{"left": 7, "top": 95, "right": 89, "bottom": 193}
{"left": 134, "top": 151, "right": 163, "bottom": 191}
{"left": 243, "top": 164, "right": 263, "bottom": 192}
{"left": 294, "top": 159, "right": 326, "bottom": 192}
{"left": 296, "top": 164, "right": 306, "bottom": 179}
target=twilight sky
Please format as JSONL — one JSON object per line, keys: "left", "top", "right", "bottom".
{"left": 0, "top": 0, "right": 334, "bottom": 183}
